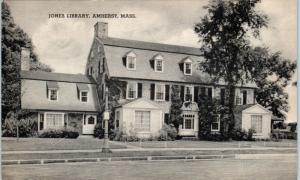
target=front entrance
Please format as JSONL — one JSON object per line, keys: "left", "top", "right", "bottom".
{"left": 82, "top": 115, "right": 97, "bottom": 134}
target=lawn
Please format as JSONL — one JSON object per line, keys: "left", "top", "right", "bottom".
{"left": 2, "top": 137, "right": 126, "bottom": 151}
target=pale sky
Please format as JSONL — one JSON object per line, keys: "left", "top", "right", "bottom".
{"left": 7, "top": 0, "right": 297, "bottom": 122}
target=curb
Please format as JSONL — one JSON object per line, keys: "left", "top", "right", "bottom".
{"left": 5, "top": 153, "right": 291, "bottom": 166}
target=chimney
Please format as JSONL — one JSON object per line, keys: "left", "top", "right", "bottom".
{"left": 94, "top": 22, "right": 108, "bottom": 38}
{"left": 21, "top": 48, "right": 30, "bottom": 71}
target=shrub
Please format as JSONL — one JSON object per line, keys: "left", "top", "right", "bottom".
{"left": 39, "top": 128, "right": 79, "bottom": 139}
{"left": 201, "top": 132, "right": 230, "bottom": 141}
{"left": 158, "top": 124, "right": 177, "bottom": 141}
{"left": 231, "top": 128, "right": 255, "bottom": 141}
{"left": 93, "top": 123, "right": 104, "bottom": 139}
{"left": 2, "top": 115, "right": 38, "bottom": 137}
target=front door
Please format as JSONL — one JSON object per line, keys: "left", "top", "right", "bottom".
{"left": 82, "top": 115, "right": 97, "bottom": 134}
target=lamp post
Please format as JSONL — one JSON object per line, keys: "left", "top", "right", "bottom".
{"left": 102, "top": 87, "right": 111, "bottom": 153}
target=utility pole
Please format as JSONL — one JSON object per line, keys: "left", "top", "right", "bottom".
{"left": 102, "top": 87, "right": 111, "bottom": 153}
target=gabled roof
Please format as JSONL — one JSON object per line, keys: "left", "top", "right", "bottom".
{"left": 21, "top": 71, "right": 96, "bottom": 84}
{"left": 234, "top": 104, "right": 271, "bottom": 115}
{"left": 117, "top": 98, "right": 160, "bottom": 109}
{"left": 234, "top": 104, "right": 256, "bottom": 114}
{"left": 99, "top": 37, "right": 257, "bottom": 88}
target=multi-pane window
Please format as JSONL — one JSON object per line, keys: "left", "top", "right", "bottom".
{"left": 211, "top": 116, "right": 220, "bottom": 131}
{"left": 236, "top": 96, "right": 242, "bottom": 105}
{"left": 127, "top": 83, "right": 137, "bottom": 99}
{"left": 80, "top": 91, "right": 88, "bottom": 102}
{"left": 135, "top": 111, "right": 150, "bottom": 131}
{"left": 87, "top": 116, "right": 95, "bottom": 124}
{"left": 48, "top": 89, "right": 58, "bottom": 101}
{"left": 155, "top": 60, "right": 163, "bottom": 72}
{"left": 182, "top": 114, "right": 194, "bottom": 129}
{"left": 127, "top": 56, "right": 136, "bottom": 70}
{"left": 251, "top": 115, "right": 262, "bottom": 133}
{"left": 184, "top": 86, "right": 194, "bottom": 101}
{"left": 45, "top": 113, "right": 64, "bottom": 129}
{"left": 155, "top": 84, "right": 165, "bottom": 101}
{"left": 184, "top": 63, "right": 192, "bottom": 75}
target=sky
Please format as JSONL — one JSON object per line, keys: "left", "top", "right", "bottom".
{"left": 6, "top": 0, "right": 297, "bottom": 122}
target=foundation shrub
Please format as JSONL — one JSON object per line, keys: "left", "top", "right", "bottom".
{"left": 39, "top": 128, "right": 79, "bottom": 138}
{"left": 158, "top": 124, "right": 177, "bottom": 141}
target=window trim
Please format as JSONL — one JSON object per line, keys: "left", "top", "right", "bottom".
{"left": 126, "top": 55, "right": 136, "bottom": 70}
{"left": 80, "top": 90, "right": 89, "bottom": 103}
{"left": 48, "top": 88, "right": 59, "bottom": 101}
{"left": 44, "top": 112, "right": 65, "bottom": 130}
{"left": 184, "top": 62, "right": 192, "bottom": 75}
{"left": 126, "top": 82, "right": 138, "bottom": 99}
{"left": 154, "top": 59, "right": 164, "bottom": 72}
{"left": 251, "top": 115, "right": 263, "bottom": 134}
{"left": 134, "top": 110, "right": 151, "bottom": 132}
{"left": 184, "top": 85, "right": 194, "bottom": 102}
{"left": 155, "top": 83, "right": 165, "bottom": 101}
{"left": 211, "top": 115, "right": 220, "bottom": 132}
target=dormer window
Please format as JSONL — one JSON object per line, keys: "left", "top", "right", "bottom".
{"left": 181, "top": 57, "right": 193, "bottom": 75}
{"left": 88, "top": 67, "right": 93, "bottom": 76}
{"left": 46, "top": 81, "right": 59, "bottom": 101}
{"left": 154, "top": 54, "right": 164, "bottom": 72}
{"left": 184, "top": 63, "right": 192, "bottom": 75}
{"left": 125, "top": 51, "right": 136, "bottom": 70}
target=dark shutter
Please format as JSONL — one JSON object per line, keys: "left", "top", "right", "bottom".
{"left": 208, "top": 88, "right": 212, "bottom": 99}
{"left": 164, "top": 113, "right": 169, "bottom": 124}
{"left": 243, "top": 90, "right": 247, "bottom": 105}
{"left": 179, "top": 63, "right": 184, "bottom": 72}
{"left": 122, "top": 83, "right": 127, "bottom": 99}
{"left": 200, "top": 87, "right": 206, "bottom": 96}
{"left": 194, "top": 86, "right": 199, "bottom": 102}
{"left": 165, "top": 85, "right": 170, "bottom": 101}
{"left": 221, "top": 88, "right": 225, "bottom": 105}
{"left": 150, "top": 84, "right": 155, "bottom": 100}
{"left": 102, "top": 58, "right": 105, "bottom": 72}
{"left": 138, "top": 83, "right": 143, "bottom": 98}
{"left": 180, "top": 86, "right": 185, "bottom": 102}
{"left": 122, "top": 57, "right": 126, "bottom": 67}
{"left": 150, "top": 60, "right": 154, "bottom": 69}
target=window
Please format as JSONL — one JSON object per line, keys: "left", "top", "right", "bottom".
{"left": 211, "top": 116, "right": 220, "bottom": 131}
{"left": 115, "top": 111, "right": 120, "bottom": 129}
{"left": 184, "top": 86, "right": 194, "bottom": 101}
{"left": 182, "top": 114, "right": 194, "bottom": 129}
{"left": 126, "top": 56, "right": 136, "bottom": 70}
{"left": 80, "top": 91, "right": 88, "bottom": 102}
{"left": 184, "top": 63, "right": 192, "bottom": 75}
{"left": 87, "top": 116, "right": 95, "bottom": 124}
{"left": 48, "top": 89, "right": 58, "bottom": 101}
{"left": 251, "top": 115, "right": 262, "bottom": 133}
{"left": 127, "top": 82, "right": 137, "bottom": 99}
{"left": 155, "top": 84, "right": 165, "bottom": 101}
{"left": 236, "top": 96, "right": 242, "bottom": 105}
{"left": 45, "top": 113, "right": 64, "bottom": 129}
{"left": 135, "top": 111, "right": 150, "bottom": 131}
{"left": 155, "top": 60, "right": 163, "bottom": 72}
{"left": 88, "top": 67, "right": 93, "bottom": 76}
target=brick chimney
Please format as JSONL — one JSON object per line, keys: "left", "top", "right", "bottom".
{"left": 94, "top": 22, "right": 108, "bottom": 38}
{"left": 21, "top": 48, "right": 30, "bottom": 71}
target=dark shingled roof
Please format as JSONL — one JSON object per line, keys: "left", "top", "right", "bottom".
{"left": 21, "top": 71, "right": 96, "bottom": 84}
{"left": 99, "top": 37, "right": 257, "bottom": 88}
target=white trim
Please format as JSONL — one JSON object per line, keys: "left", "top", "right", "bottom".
{"left": 126, "top": 82, "right": 138, "bottom": 99}
{"left": 211, "top": 115, "right": 220, "bottom": 132}
{"left": 80, "top": 90, "right": 89, "bottom": 103}
{"left": 184, "top": 62, "right": 192, "bottom": 75}
{"left": 47, "top": 89, "right": 59, "bottom": 101}
{"left": 134, "top": 110, "right": 151, "bottom": 132}
{"left": 154, "top": 83, "right": 165, "bottom": 101}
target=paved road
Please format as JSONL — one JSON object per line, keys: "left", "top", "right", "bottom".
{"left": 3, "top": 157, "right": 297, "bottom": 180}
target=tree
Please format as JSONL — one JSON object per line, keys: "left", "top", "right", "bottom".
{"left": 194, "top": 0, "right": 296, "bottom": 135}
{"left": 169, "top": 85, "right": 183, "bottom": 131}
{"left": 2, "top": 2, "right": 52, "bottom": 122}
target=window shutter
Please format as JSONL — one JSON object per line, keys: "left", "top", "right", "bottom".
{"left": 150, "top": 84, "right": 155, "bottom": 100}
{"left": 123, "top": 83, "right": 127, "bottom": 99}
{"left": 221, "top": 88, "right": 225, "bottom": 105}
{"left": 150, "top": 60, "right": 154, "bottom": 69}
{"left": 164, "top": 113, "right": 170, "bottom": 124}
{"left": 194, "top": 86, "right": 199, "bottom": 102}
{"left": 122, "top": 57, "right": 126, "bottom": 67}
{"left": 165, "top": 85, "right": 170, "bottom": 101}
{"left": 243, "top": 90, "right": 247, "bottom": 105}
{"left": 208, "top": 88, "right": 212, "bottom": 99}
{"left": 200, "top": 87, "right": 206, "bottom": 96}
{"left": 180, "top": 86, "right": 184, "bottom": 102}
{"left": 138, "top": 83, "right": 143, "bottom": 98}
{"left": 179, "top": 63, "right": 184, "bottom": 72}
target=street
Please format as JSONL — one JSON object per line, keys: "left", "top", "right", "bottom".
{"left": 3, "top": 156, "right": 297, "bottom": 180}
